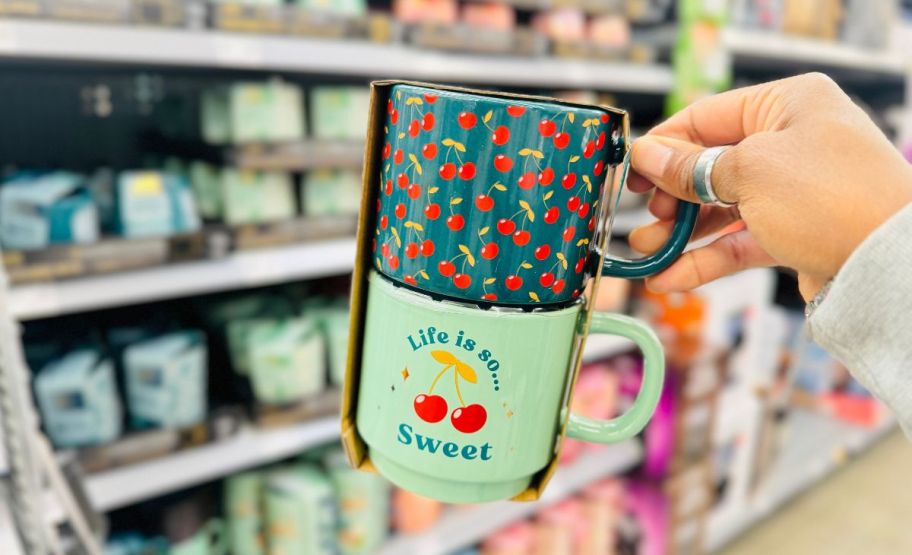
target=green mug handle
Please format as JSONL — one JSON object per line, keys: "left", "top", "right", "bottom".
{"left": 601, "top": 150, "right": 699, "bottom": 279}
{"left": 566, "top": 312, "right": 665, "bottom": 443}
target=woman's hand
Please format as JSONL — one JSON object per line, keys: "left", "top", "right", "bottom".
{"left": 629, "top": 73, "right": 912, "bottom": 300}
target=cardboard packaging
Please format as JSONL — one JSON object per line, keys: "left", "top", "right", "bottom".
{"left": 115, "top": 171, "right": 201, "bottom": 238}
{"left": 340, "top": 80, "right": 630, "bottom": 501}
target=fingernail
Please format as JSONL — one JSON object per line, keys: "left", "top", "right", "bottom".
{"left": 633, "top": 139, "right": 674, "bottom": 182}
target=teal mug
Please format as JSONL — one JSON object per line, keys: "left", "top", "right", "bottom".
{"left": 373, "top": 83, "right": 698, "bottom": 307}
{"left": 355, "top": 271, "right": 664, "bottom": 503}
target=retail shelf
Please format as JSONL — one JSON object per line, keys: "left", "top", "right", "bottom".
{"left": 378, "top": 440, "right": 642, "bottom": 555}
{"left": 84, "top": 416, "right": 339, "bottom": 512}
{"left": 0, "top": 20, "right": 674, "bottom": 92}
{"left": 707, "top": 409, "right": 897, "bottom": 552}
{"left": 233, "top": 140, "right": 364, "bottom": 171}
{"left": 723, "top": 28, "right": 907, "bottom": 76}
{"left": 9, "top": 237, "right": 357, "bottom": 320}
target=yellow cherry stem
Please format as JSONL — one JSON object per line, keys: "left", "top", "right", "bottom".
{"left": 428, "top": 365, "right": 451, "bottom": 394}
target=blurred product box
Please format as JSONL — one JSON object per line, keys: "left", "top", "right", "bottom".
{"left": 123, "top": 330, "right": 208, "bottom": 429}
{"left": 221, "top": 170, "right": 296, "bottom": 225}
{"left": 0, "top": 172, "right": 99, "bottom": 251}
{"left": 842, "top": 0, "right": 897, "bottom": 50}
{"left": 44, "top": 0, "right": 131, "bottom": 23}
{"left": 131, "top": 0, "right": 186, "bottom": 26}
{"left": 224, "top": 471, "right": 266, "bottom": 555}
{"left": 302, "top": 169, "right": 362, "bottom": 217}
{"left": 265, "top": 465, "right": 337, "bottom": 555}
{"left": 781, "top": 0, "right": 842, "bottom": 40}
{"left": 323, "top": 448, "right": 391, "bottom": 555}
{"left": 393, "top": 0, "right": 458, "bottom": 25}
{"left": 533, "top": 8, "right": 587, "bottom": 43}
{"left": 391, "top": 488, "right": 442, "bottom": 534}
{"left": 408, "top": 23, "right": 544, "bottom": 56}
{"left": 626, "top": 0, "right": 673, "bottom": 24}
{"left": 0, "top": 0, "right": 42, "bottom": 16}
{"left": 310, "top": 86, "right": 371, "bottom": 141}
{"left": 295, "top": 0, "right": 366, "bottom": 17}
{"left": 34, "top": 349, "right": 123, "bottom": 448}
{"left": 462, "top": 1, "right": 515, "bottom": 32}
{"left": 188, "top": 161, "right": 223, "bottom": 221}
{"left": 115, "top": 171, "right": 201, "bottom": 238}
{"left": 202, "top": 80, "right": 306, "bottom": 145}
{"left": 307, "top": 302, "right": 351, "bottom": 387}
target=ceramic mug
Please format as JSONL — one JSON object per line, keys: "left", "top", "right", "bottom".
{"left": 355, "top": 271, "right": 664, "bottom": 503}
{"left": 373, "top": 84, "right": 698, "bottom": 307}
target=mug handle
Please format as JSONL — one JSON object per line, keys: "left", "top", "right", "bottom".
{"left": 601, "top": 150, "right": 700, "bottom": 279}
{"left": 565, "top": 312, "right": 664, "bottom": 444}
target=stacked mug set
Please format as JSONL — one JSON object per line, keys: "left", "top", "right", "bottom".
{"left": 344, "top": 83, "right": 699, "bottom": 503}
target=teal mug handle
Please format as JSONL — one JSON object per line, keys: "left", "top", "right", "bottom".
{"left": 601, "top": 150, "right": 699, "bottom": 279}
{"left": 566, "top": 312, "right": 665, "bottom": 443}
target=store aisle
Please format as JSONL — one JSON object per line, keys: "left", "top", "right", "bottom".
{"left": 720, "top": 430, "right": 912, "bottom": 555}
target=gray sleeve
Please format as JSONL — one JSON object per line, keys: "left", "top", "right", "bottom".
{"left": 807, "top": 202, "right": 912, "bottom": 437}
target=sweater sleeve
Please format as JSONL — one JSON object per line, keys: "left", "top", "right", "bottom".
{"left": 807, "top": 202, "right": 912, "bottom": 437}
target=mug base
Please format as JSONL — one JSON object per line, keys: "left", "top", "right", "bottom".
{"left": 369, "top": 448, "right": 532, "bottom": 504}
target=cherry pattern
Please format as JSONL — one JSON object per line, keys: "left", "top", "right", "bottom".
{"left": 375, "top": 85, "right": 621, "bottom": 306}
{"left": 413, "top": 350, "right": 487, "bottom": 434}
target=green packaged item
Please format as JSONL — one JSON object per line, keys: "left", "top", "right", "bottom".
{"left": 201, "top": 80, "right": 306, "bottom": 145}
{"left": 323, "top": 448, "right": 390, "bottom": 555}
{"left": 301, "top": 169, "right": 362, "bottom": 217}
{"left": 295, "top": 0, "right": 366, "bottom": 17}
{"left": 308, "top": 304, "right": 350, "bottom": 387}
{"left": 309, "top": 86, "right": 371, "bottom": 140}
{"left": 265, "top": 465, "right": 337, "bottom": 555}
{"left": 188, "top": 162, "right": 223, "bottom": 220}
{"left": 115, "top": 171, "right": 201, "bottom": 238}
{"left": 224, "top": 472, "right": 266, "bottom": 555}
{"left": 222, "top": 170, "right": 295, "bottom": 225}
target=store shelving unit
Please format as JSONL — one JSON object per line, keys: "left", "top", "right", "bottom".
{"left": 378, "top": 440, "right": 642, "bottom": 555}
{"left": 0, "top": 19, "right": 674, "bottom": 92}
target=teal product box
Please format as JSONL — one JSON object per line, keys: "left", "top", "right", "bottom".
{"left": 0, "top": 172, "right": 99, "bottom": 251}
{"left": 115, "top": 171, "right": 202, "bottom": 238}
{"left": 324, "top": 448, "right": 390, "bottom": 555}
{"left": 201, "top": 80, "right": 306, "bottom": 145}
{"left": 265, "top": 465, "right": 337, "bottom": 555}
{"left": 221, "top": 170, "right": 296, "bottom": 225}
{"left": 123, "top": 331, "right": 208, "bottom": 429}
{"left": 310, "top": 86, "right": 371, "bottom": 140}
{"left": 301, "top": 169, "right": 362, "bottom": 217}
{"left": 34, "top": 349, "right": 122, "bottom": 448}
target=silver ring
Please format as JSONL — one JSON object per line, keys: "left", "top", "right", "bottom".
{"left": 693, "top": 146, "right": 736, "bottom": 207}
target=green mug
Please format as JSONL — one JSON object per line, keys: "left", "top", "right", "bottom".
{"left": 355, "top": 271, "right": 664, "bottom": 503}
{"left": 169, "top": 519, "right": 227, "bottom": 555}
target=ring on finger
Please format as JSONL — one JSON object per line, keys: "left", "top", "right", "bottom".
{"left": 693, "top": 146, "right": 737, "bottom": 207}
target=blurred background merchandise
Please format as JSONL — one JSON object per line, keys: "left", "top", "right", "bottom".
{"left": 0, "top": 0, "right": 909, "bottom": 554}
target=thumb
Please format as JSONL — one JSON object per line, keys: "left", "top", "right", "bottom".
{"left": 631, "top": 136, "right": 740, "bottom": 205}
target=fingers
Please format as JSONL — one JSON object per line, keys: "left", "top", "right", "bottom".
{"left": 626, "top": 171, "right": 655, "bottom": 194}
{"left": 631, "top": 135, "right": 741, "bottom": 205}
{"left": 630, "top": 205, "right": 741, "bottom": 254}
{"left": 647, "top": 189, "right": 678, "bottom": 221}
{"left": 644, "top": 229, "right": 776, "bottom": 293}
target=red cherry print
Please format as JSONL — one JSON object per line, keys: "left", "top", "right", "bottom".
{"left": 397, "top": 173, "right": 409, "bottom": 188}
{"left": 405, "top": 242, "right": 419, "bottom": 259}
{"left": 600, "top": 114, "right": 610, "bottom": 123}
{"left": 506, "top": 105, "right": 526, "bottom": 117}
{"left": 562, "top": 173, "right": 577, "bottom": 189}
{"left": 578, "top": 203, "right": 590, "bottom": 218}
{"left": 497, "top": 219, "right": 516, "bottom": 235}
{"left": 567, "top": 196, "right": 581, "bottom": 212}
{"left": 554, "top": 133, "right": 570, "bottom": 149}
{"left": 475, "top": 194, "right": 494, "bottom": 212}
{"left": 382, "top": 143, "right": 391, "bottom": 159}
{"left": 494, "top": 155, "right": 513, "bottom": 172}
{"left": 544, "top": 207, "right": 560, "bottom": 224}
{"left": 539, "top": 119, "right": 556, "bottom": 137}
{"left": 388, "top": 255, "right": 400, "bottom": 270}
{"left": 451, "top": 404, "right": 487, "bottom": 434}
{"left": 480, "top": 242, "right": 499, "bottom": 259}
{"left": 553, "top": 279, "right": 566, "bottom": 294}
{"left": 594, "top": 160, "right": 604, "bottom": 177}
{"left": 539, "top": 167, "right": 555, "bottom": 186}
{"left": 572, "top": 289, "right": 581, "bottom": 299}
{"left": 458, "top": 112, "right": 477, "bottom": 129}
{"left": 395, "top": 204, "right": 407, "bottom": 219}
{"left": 438, "top": 260, "right": 456, "bottom": 277}
{"left": 424, "top": 94, "right": 438, "bottom": 104}
{"left": 414, "top": 394, "right": 448, "bottom": 423}
{"left": 387, "top": 99, "right": 393, "bottom": 114}
{"left": 380, "top": 215, "right": 389, "bottom": 230}
{"left": 439, "top": 163, "right": 457, "bottom": 180}
{"left": 575, "top": 259, "right": 586, "bottom": 273}
{"left": 595, "top": 131, "right": 606, "bottom": 150}
{"left": 394, "top": 149, "right": 404, "bottom": 165}
{"left": 505, "top": 275, "right": 523, "bottom": 290}
{"left": 534, "top": 244, "right": 551, "bottom": 260}
{"left": 376, "top": 198, "right": 381, "bottom": 212}
{"left": 492, "top": 125, "right": 510, "bottom": 145}
{"left": 390, "top": 109, "right": 399, "bottom": 125}
{"left": 381, "top": 244, "right": 390, "bottom": 258}
{"left": 583, "top": 141, "right": 596, "bottom": 158}
{"left": 482, "top": 293, "right": 498, "bottom": 301}
{"left": 409, "top": 119, "right": 421, "bottom": 137}
{"left": 518, "top": 172, "right": 536, "bottom": 190}
{"left": 424, "top": 203, "right": 441, "bottom": 220}
{"left": 513, "top": 230, "right": 531, "bottom": 246}
{"left": 562, "top": 227, "right": 575, "bottom": 241}
{"left": 447, "top": 214, "right": 465, "bottom": 231}
{"left": 422, "top": 112, "right": 435, "bottom": 132}
{"left": 407, "top": 183, "right": 422, "bottom": 200}
{"left": 588, "top": 216, "right": 596, "bottom": 232}
{"left": 458, "top": 163, "right": 477, "bottom": 180}
{"left": 421, "top": 239, "right": 435, "bottom": 257}
{"left": 371, "top": 238, "right": 376, "bottom": 253}
{"left": 404, "top": 275, "right": 418, "bottom": 285}
{"left": 422, "top": 143, "right": 438, "bottom": 159}
{"left": 453, "top": 273, "right": 472, "bottom": 289}
{"left": 540, "top": 272, "right": 555, "bottom": 287}
{"left": 384, "top": 180, "right": 393, "bottom": 196}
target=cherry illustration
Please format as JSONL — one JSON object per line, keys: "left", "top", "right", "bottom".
{"left": 422, "top": 112, "right": 435, "bottom": 131}
{"left": 421, "top": 240, "right": 435, "bottom": 257}
{"left": 595, "top": 131, "right": 606, "bottom": 149}
{"left": 458, "top": 112, "right": 477, "bottom": 129}
{"left": 578, "top": 203, "right": 590, "bottom": 218}
{"left": 540, "top": 272, "right": 555, "bottom": 287}
{"left": 397, "top": 173, "right": 409, "bottom": 188}
{"left": 544, "top": 207, "right": 560, "bottom": 224}
{"left": 395, "top": 203, "right": 407, "bottom": 219}
{"left": 447, "top": 214, "right": 465, "bottom": 231}
{"left": 452, "top": 404, "right": 487, "bottom": 434}
{"left": 494, "top": 154, "right": 513, "bottom": 172}
{"left": 583, "top": 140, "right": 596, "bottom": 158}
{"left": 563, "top": 227, "right": 576, "bottom": 241}
{"left": 575, "top": 258, "right": 586, "bottom": 274}
{"left": 439, "top": 163, "right": 457, "bottom": 180}
{"left": 553, "top": 132, "right": 570, "bottom": 149}
{"left": 409, "top": 120, "right": 421, "bottom": 137}
{"left": 492, "top": 125, "right": 510, "bottom": 146}
{"left": 506, "top": 105, "right": 526, "bottom": 117}
{"left": 535, "top": 244, "right": 551, "bottom": 260}
{"left": 453, "top": 273, "right": 472, "bottom": 289}
{"left": 539, "top": 167, "right": 555, "bottom": 186}
{"left": 425, "top": 203, "right": 441, "bottom": 220}
{"left": 404, "top": 274, "right": 417, "bottom": 285}
{"left": 383, "top": 143, "right": 391, "bottom": 159}
{"left": 475, "top": 194, "right": 494, "bottom": 212}
{"left": 424, "top": 93, "right": 438, "bottom": 104}
{"left": 505, "top": 275, "right": 523, "bottom": 290}
{"left": 379, "top": 215, "right": 389, "bottom": 230}
{"left": 384, "top": 180, "right": 393, "bottom": 196}
{"left": 387, "top": 99, "right": 393, "bottom": 114}
{"left": 539, "top": 119, "right": 556, "bottom": 137}
{"left": 414, "top": 394, "right": 448, "bottom": 423}
{"left": 553, "top": 279, "right": 566, "bottom": 294}
{"left": 567, "top": 196, "right": 581, "bottom": 212}
{"left": 438, "top": 260, "right": 456, "bottom": 277}
{"left": 518, "top": 172, "right": 536, "bottom": 190}
{"left": 601, "top": 113, "right": 610, "bottom": 123}
{"left": 594, "top": 160, "right": 604, "bottom": 177}
{"left": 458, "top": 163, "right": 477, "bottom": 180}
{"left": 497, "top": 219, "right": 516, "bottom": 235}
{"left": 405, "top": 242, "right": 419, "bottom": 259}
{"left": 481, "top": 242, "right": 499, "bottom": 259}
{"left": 423, "top": 143, "right": 438, "bottom": 159}
{"left": 513, "top": 230, "right": 531, "bottom": 246}
{"left": 381, "top": 244, "right": 390, "bottom": 258}
{"left": 388, "top": 255, "right": 400, "bottom": 270}
{"left": 407, "top": 183, "right": 422, "bottom": 200}
{"left": 562, "top": 173, "right": 577, "bottom": 189}
{"left": 377, "top": 198, "right": 382, "bottom": 213}
{"left": 588, "top": 216, "right": 596, "bottom": 232}
{"left": 482, "top": 293, "right": 498, "bottom": 301}
{"left": 394, "top": 149, "right": 404, "bottom": 164}
{"left": 390, "top": 109, "right": 399, "bottom": 125}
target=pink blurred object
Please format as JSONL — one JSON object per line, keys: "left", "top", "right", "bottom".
{"left": 533, "top": 8, "right": 586, "bottom": 42}
{"left": 392, "top": 488, "right": 443, "bottom": 534}
{"left": 819, "top": 393, "right": 885, "bottom": 427}
{"left": 393, "top": 0, "right": 459, "bottom": 25}
{"left": 462, "top": 2, "right": 516, "bottom": 32}
{"left": 588, "top": 14, "right": 631, "bottom": 48}
{"left": 537, "top": 499, "right": 588, "bottom": 549}
{"left": 481, "top": 521, "right": 535, "bottom": 555}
